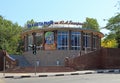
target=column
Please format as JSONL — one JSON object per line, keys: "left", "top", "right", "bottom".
{"left": 54, "top": 30, "right": 57, "bottom": 50}
{"left": 42, "top": 31, "right": 45, "bottom": 50}
{"left": 90, "top": 33, "right": 93, "bottom": 51}
{"left": 96, "top": 35, "right": 99, "bottom": 50}
{"left": 68, "top": 30, "right": 71, "bottom": 50}
{"left": 98, "top": 36, "right": 101, "bottom": 49}
{"left": 23, "top": 36, "right": 26, "bottom": 51}
{"left": 81, "top": 31, "right": 84, "bottom": 51}
{"left": 24, "top": 34, "right": 28, "bottom": 51}
{"left": 32, "top": 32, "right": 36, "bottom": 45}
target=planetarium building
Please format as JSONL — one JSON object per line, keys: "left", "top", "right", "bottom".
{"left": 21, "top": 21, "right": 104, "bottom": 66}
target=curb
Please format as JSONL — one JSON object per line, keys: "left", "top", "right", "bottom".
{"left": 21, "top": 75, "right": 31, "bottom": 78}
{"left": 39, "top": 75, "right": 48, "bottom": 77}
{"left": 70, "top": 73, "right": 79, "bottom": 75}
{"left": 96, "top": 69, "right": 120, "bottom": 73}
{"left": 3, "top": 69, "right": 120, "bottom": 79}
{"left": 4, "top": 76, "right": 14, "bottom": 78}
{"left": 55, "top": 74, "right": 64, "bottom": 76}
{"left": 3, "top": 71, "right": 95, "bottom": 78}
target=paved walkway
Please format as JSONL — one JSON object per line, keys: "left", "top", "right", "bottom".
{"left": 0, "top": 69, "right": 120, "bottom": 79}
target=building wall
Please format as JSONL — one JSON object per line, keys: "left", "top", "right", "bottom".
{"left": 66, "top": 50, "right": 101, "bottom": 70}
{"left": 101, "top": 48, "right": 120, "bottom": 69}
{"left": 67, "top": 48, "right": 120, "bottom": 70}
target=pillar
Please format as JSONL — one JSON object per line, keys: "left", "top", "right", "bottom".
{"left": 42, "top": 31, "right": 45, "bottom": 50}
{"left": 32, "top": 32, "right": 36, "bottom": 45}
{"left": 98, "top": 36, "right": 101, "bottom": 49}
{"left": 90, "top": 33, "right": 93, "bottom": 51}
{"left": 24, "top": 34, "right": 28, "bottom": 51}
{"left": 81, "top": 31, "right": 84, "bottom": 51}
{"left": 96, "top": 35, "right": 99, "bottom": 50}
{"left": 68, "top": 30, "right": 71, "bottom": 50}
{"left": 54, "top": 30, "right": 57, "bottom": 50}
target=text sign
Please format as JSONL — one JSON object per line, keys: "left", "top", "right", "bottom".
{"left": 27, "top": 20, "right": 54, "bottom": 28}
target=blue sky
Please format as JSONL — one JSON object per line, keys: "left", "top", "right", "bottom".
{"left": 0, "top": 0, "right": 119, "bottom": 34}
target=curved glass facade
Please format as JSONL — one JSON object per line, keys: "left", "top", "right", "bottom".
{"left": 83, "top": 33, "right": 91, "bottom": 48}
{"left": 57, "top": 31, "right": 81, "bottom": 50}
{"left": 22, "top": 27, "right": 103, "bottom": 52}
{"left": 57, "top": 31, "right": 69, "bottom": 50}
{"left": 71, "top": 32, "right": 81, "bottom": 50}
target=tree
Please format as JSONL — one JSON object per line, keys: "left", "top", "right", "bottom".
{"left": 104, "top": 14, "right": 120, "bottom": 48}
{"left": 0, "top": 15, "right": 22, "bottom": 54}
{"left": 23, "top": 19, "right": 39, "bottom": 31}
{"left": 101, "top": 33, "right": 117, "bottom": 48}
{"left": 82, "top": 17, "right": 100, "bottom": 31}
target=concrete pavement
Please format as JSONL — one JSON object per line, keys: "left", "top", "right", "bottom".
{"left": 0, "top": 69, "right": 120, "bottom": 79}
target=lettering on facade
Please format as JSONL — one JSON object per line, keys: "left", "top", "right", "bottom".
{"left": 27, "top": 20, "right": 83, "bottom": 28}
{"left": 54, "top": 21, "right": 83, "bottom": 25}
{"left": 27, "top": 20, "right": 54, "bottom": 28}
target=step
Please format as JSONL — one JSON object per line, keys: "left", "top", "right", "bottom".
{"left": 10, "top": 55, "right": 31, "bottom": 67}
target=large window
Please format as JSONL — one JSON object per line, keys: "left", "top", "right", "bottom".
{"left": 71, "top": 32, "right": 81, "bottom": 50}
{"left": 57, "top": 31, "right": 68, "bottom": 50}
{"left": 83, "top": 33, "right": 91, "bottom": 48}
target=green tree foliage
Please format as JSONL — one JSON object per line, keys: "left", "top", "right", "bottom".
{"left": 23, "top": 19, "right": 38, "bottom": 31}
{"left": 82, "top": 17, "right": 100, "bottom": 31}
{"left": 101, "top": 33, "right": 117, "bottom": 48}
{"left": 0, "top": 15, "right": 22, "bottom": 54}
{"left": 104, "top": 14, "right": 120, "bottom": 48}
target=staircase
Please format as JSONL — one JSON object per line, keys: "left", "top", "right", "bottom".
{"left": 4, "top": 55, "right": 75, "bottom": 73}
{"left": 10, "top": 55, "right": 31, "bottom": 67}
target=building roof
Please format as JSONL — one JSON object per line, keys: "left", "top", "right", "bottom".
{"left": 21, "top": 27, "right": 104, "bottom": 38}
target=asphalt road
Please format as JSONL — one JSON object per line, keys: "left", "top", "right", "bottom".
{"left": 1, "top": 74, "right": 120, "bottom": 83}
